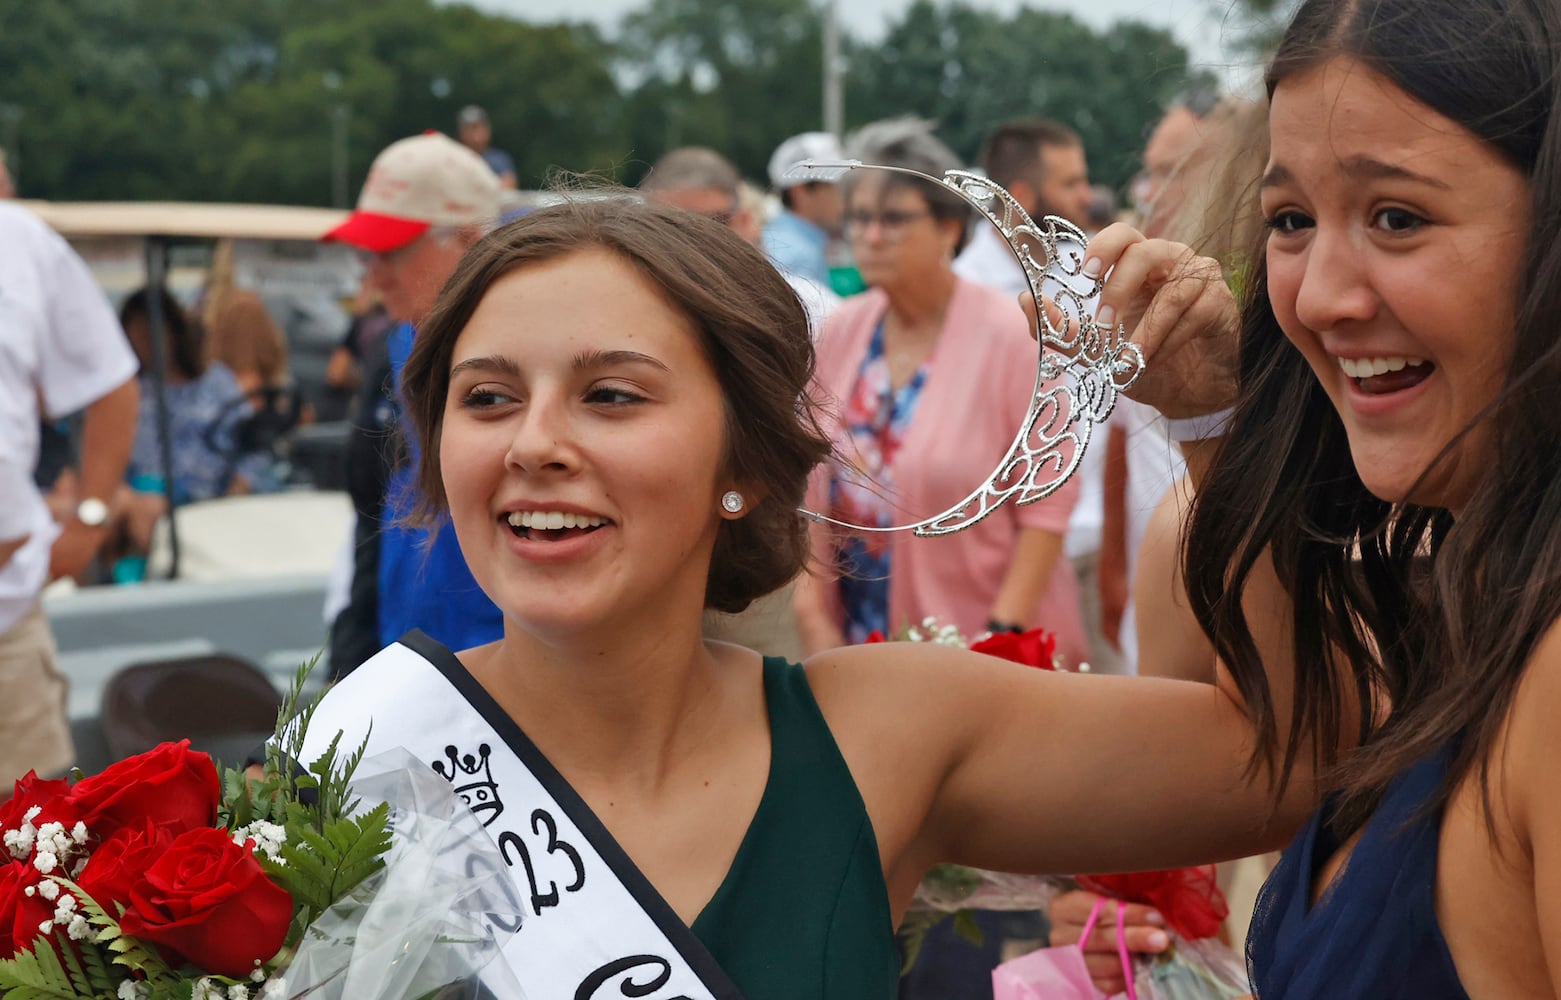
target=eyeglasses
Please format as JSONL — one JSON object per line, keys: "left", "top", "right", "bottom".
{"left": 843, "top": 209, "right": 933, "bottom": 240}
{"left": 694, "top": 201, "right": 739, "bottom": 227}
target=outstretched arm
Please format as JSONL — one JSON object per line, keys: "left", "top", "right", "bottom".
{"left": 810, "top": 547, "right": 1315, "bottom": 916}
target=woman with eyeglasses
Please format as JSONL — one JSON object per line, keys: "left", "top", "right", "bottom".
{"left": 793, "top": 119, "right": 1087, "bottom": 671}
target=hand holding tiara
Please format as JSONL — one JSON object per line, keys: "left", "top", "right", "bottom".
{"left": 790, "top": 158, "right": 1146, "bottom": 538}
{"left": 1073, "top": 223, "right": 1240, "bottom": 424}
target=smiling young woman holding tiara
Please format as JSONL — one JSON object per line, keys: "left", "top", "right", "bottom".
{"left": 291, "top": 189, "right": 1310, "bottom": 998}
{"left": 295, "top": 0, "right": 1561, "bottom": 991}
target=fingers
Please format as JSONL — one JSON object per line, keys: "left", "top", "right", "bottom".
{"left": 1083, "top": 952, "right": 1130, "bottom": 994}
{"left": 1047, "top": 892, "right": 1169, "bottom": 950}
{"left": 1132, "top": 255, "right": 1221, "bottom": 364}
{"left": 1046, "top": 889, "right": 1102, "bottom": 937}
{"left": 1082, "top": 222, "right": 1149, "bottom": 278}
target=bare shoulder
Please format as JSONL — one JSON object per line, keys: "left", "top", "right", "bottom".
{"left": 1506, "top": 617, "right": 1561, "bottom": 836}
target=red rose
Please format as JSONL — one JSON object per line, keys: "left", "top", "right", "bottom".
{"left": 864, "top": 630, "right": 887, "bottom": 643}
{"left": 77, "top": 821, "right": 171, "bottom": 915}
{"left": 68, "top": 741, "right": 220, "bottom": 840}
{"left": 0, "top": 860, "right": 53, "bottom": 958}
{"left": 969, "top": 627, "right": 1058, "bottom": 669}
{"left": 1077, "top": 866, "right": 1229, "bottom": 941}
{"left": 0, "top": 772, "right": 78, "bottom": 847}
{"left": 119, "top": 827, "right": 292, "bottom": 977}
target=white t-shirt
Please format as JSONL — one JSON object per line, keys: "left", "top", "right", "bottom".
{"left": 0, "top": 202, "right": 138, "bottom": 633}
{"left": 1115, "top": 396, "right": 1187, "bottom": 670}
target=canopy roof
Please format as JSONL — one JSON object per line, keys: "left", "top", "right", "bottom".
{"left": 17, "top": 200, "right": 348, "bottom": 241}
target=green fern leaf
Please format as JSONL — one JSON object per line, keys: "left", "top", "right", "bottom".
{"left": 75, "top": 937, "right": 115, "bottom": 995}
{"left": 0, "top": 936, "right": 79, "bottom": 997}
{"left": 53, "top": 933, "right": 92, "bottom": 995}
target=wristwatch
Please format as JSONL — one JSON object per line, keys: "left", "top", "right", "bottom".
{"left": 75, "top": 497, "right": 110, "bottom": 528}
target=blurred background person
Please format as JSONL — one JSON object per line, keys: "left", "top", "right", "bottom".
{"left": 120, "top": 287, "right": 274, "bottom": 506}
{"left": 641, "top": 146, "right": 839, "bottom": 340}
{"left": 1132, "top": 85, "right": 1223, "bottom": 239}
{"left": 321, "top": 131, "right": 502, "bottom": 677}
{"left": 457, "top": 104, "right": 517, "bottom": 190}
{"left": 792, "top": 117, "right": 1085, "bottom": 997}
{"left": 324, "top": 280, "right": 394, "bottom": 397}
{"left": 1085, "top": 184, "right": 1120, "bottom": 236}
{"left": 952, "top": 119, "right": 1113, "bottom": 673}
{"left": 0, "top": 201, "right": 138, "bottom": 785}
{"left": 762, "top": 131, "right": 846, "bottom": 287}
{"left": 204, "top": 289, "right": 290, "bottom": 398}
{"left": 795, "top": 116, "right": 1085, "bottom": 660}
{"left": 954, "top": 117, "right": 1093, "bottom": 298}
{"left": 106, "top": 288, "right": 275, "bottom": 581}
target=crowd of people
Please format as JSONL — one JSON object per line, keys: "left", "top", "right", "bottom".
{"left": 4, "top": 0, "right": 1559, "bottom": 994}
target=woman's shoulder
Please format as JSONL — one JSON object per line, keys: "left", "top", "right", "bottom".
{"left": 1504, "top": 617, "right": 1561, "bottom": 831}
{"left": 818, "top": 288, "right": 887, "bottom": 342}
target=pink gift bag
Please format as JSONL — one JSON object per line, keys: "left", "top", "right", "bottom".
{"left": 992, "top": 898, "right": 1138, "bottom": 1000}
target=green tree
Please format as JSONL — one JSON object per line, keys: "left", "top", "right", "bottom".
{"left": 848, "top": 1, "right": 1197, "bottom": 191}
{"left": 0, "top": 0, "right": 627, "bottom": 202}
{"left": 617, "top": 0, "right": 827, "bottom": 183}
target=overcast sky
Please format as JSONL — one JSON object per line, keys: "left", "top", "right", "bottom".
{"left": 469, "top": 0, "right": 1268, "bottom": 87}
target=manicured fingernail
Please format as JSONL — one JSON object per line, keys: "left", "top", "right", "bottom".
{"left": 1146, "top": 910, "right": 1165, "bottom": 926}
{"left": 1147, "top": 931, "right": 1170, "bottom": 949}
{"left": 1096, "top": 305, "right": 1116, "bottom": 329}
{"left": 1083, "top": 257, "right": 1103, "bottom": 278}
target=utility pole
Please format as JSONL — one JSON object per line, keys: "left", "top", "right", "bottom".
{"left": 331, "top": 103, "right": 351, "bottom": 209}
{"left": 822, "top": 0, "right": 843, "bottom": 138}
{"left": 323, "top": 71, "right": 350, "bottom": 209}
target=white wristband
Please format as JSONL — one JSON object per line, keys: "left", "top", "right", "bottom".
{"left": 1165, "top": 406, "right": 1235, "bottom": 443}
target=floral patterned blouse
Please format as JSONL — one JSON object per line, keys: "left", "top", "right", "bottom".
{"left": 826, "top": 320, "right": 932, "bottom": 642}
{"left": 129, "top": 361, "right": 275, "bottom": 504}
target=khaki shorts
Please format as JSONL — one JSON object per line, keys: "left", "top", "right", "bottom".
{"left": 0, "top": 604, "right": 74, "bottom": 785}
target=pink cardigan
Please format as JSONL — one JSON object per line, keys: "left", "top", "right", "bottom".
{"left": 808, "top": 279, "right": 1089, "bottom": 665}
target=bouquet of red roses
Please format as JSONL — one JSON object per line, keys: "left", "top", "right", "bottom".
{"left": 0, "top": 667, "right": 524, "bottom": 1000}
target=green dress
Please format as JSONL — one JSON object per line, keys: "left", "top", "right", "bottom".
{"left": 690, "top": 657, "right": 899, "bottom": 999}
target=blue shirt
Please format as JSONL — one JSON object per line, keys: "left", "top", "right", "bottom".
{"left": 762, "top": 210, "right": 830, "bottom": 286}
{"left": 376, "top": 323, "right": 504, "bottom": 650}
{"left": 481, "top": 146, "right": 516, "bottom": 180}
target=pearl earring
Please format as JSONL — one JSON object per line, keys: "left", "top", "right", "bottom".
{"left": 721, "top": 491, "right": 745, "bottom": 514}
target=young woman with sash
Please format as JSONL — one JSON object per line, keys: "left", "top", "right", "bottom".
{"left": 296, "top": 193, "right": 1309, "bottom": 999}
{"left": 302, "top": 1, "right": 1561, "bottom": 984}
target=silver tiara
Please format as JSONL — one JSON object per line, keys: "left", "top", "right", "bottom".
{"left": 791, "top": 159, "right": 1143, "bottom": 537}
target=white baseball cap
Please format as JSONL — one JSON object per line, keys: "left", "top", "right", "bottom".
{"left": 767, "top": 132, "right": 844, "bottom": 190}
{"left": 323, "top": 131, "right": 501, "bottom": 253}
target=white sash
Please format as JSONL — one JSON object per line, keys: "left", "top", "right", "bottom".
{"left": 300, "top": 632, "right": 747, "bottom": 1000}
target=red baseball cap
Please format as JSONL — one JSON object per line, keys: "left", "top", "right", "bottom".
{"left": 323, "top": 132, "right": 500, "bottom": 253}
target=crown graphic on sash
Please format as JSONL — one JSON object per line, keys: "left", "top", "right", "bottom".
{"left": 432, "top": 742, "right": 505, "bottom": 826}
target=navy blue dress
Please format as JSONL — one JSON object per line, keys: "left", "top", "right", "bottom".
{"left": 1247, "top": 745, "right": 1470, "bottom": 999}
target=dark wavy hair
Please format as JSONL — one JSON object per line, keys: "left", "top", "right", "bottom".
{"left": 120, "top": 286, "right": 205, "bottom": 381}
{"left": 400, "top": 195, "right": 833, "bottom": 614}
{"left": 1185, "top": 0, "right": 1561, "bottom": 829}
